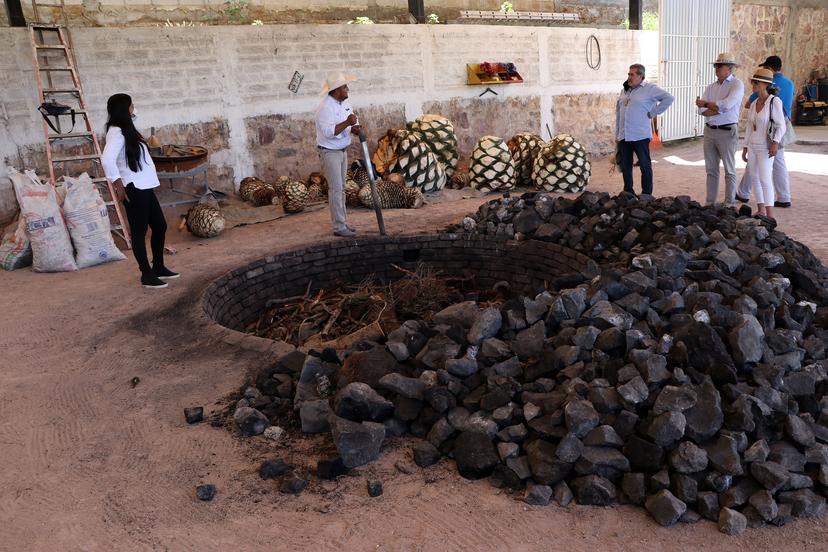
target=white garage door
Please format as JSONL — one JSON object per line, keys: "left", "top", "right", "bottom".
{"left": 659, "top": 0, "right": 732, "bottom": 141}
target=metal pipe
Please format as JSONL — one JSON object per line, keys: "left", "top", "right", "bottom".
{"left": 358, "top": 128, "right": 386, "bottom": 236}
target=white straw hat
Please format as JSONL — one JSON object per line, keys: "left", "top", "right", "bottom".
{"left": 711, "top": 52, "right": 738, "bottom": 66}
{"left": 320, "top": 72, "right": 357, "bottom": 95}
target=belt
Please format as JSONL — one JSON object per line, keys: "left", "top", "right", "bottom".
{"left": 706, "top": 123, "right": 734, "bottom": 130}
{"left": 317, "top": 145, "right": 347, "bottom": 152}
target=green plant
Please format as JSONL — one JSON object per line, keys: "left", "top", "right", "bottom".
{"left": 500, "top": 2, "right": 514, "bottom": 14}
{"left": 623, "top": 11, "right": 658, "bottom": 30}
{"left": 222, "top": 0, "right": 250, "bottom": 23}
{"left": 427, "top": 13, "right": 440, "bottom": 24}
{"left": 348, "top": 16, "right": 375, "bottom": 24}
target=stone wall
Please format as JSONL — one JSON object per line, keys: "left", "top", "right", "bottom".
{"left": 789, "top": 7, "right": 828, "bottom": 95}
{"left": 203, "top": 233, "right": 591, "bottom": 332}
{"left": 730, "top": 1, "right": 828, "bottom": 114}
{"left": 0, "top": 24, "right": 657, "bottom": 221}
{"left": 7, "top": 0, "right": 659, "bottom": 27}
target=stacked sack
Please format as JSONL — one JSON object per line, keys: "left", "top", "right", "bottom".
{"left": 3, "top": 168, "right": 125, "bottom": 272}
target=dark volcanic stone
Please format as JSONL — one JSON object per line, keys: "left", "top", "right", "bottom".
{"left": 751, "top": 461, "right": 790, "bottom": 493}
{"left": 413, "top": 440, "right": 442, "bottom": 467}
{"left": 571, "top": 475, "right": 617, "bottom": 506}
{"left": 565, "top": 399, "right": 600, "bottom": 438}
{"left": 749, "top": 490, "right": 779, "bottom": 522}
{"left": 233, "top": 406, "right": 269, "bottom": 437}
{"left": 647, "top": 411, "right": 686, "bottom": 447}
{"left": 184, "top": 406, "right": 204, "bottom": 424}
{"left": 259, "top": 459, "right": 293, "bottom": 480}
{"left": 669, "top": 441, "right": 708, "bottom": 473}
{"left": 523, "top": 483, "right": 553, "bottom": 506}
{"left": 623, "top": 435, "right": 664, "bottom": 471}
{"left": 705, "top": 435, "right": 743, "bottom": 476}
{"left": 367, "top": 480, "right": 383, "bottom": 497}
{"left": 526, "top": 439, "right": 573, "bottom": 485}
{"left": 333, "top": 382, "right": 394, "bottom": 422}
{"left": 777, "top": 489, "right": 826, "bottom": 518}
{"left": 718, "top": 507, "right": 747, "bottom": 535}
{"left": 280, "top": 477, "right": 309, "bottom": 495}
{"left": 196, "top": 484, "right": 216, "bottom": 501}
{"left": 674, "top": 322, "right": 736, "bottom": 383}
{"left": 317, "top": 457, "right": 349, "bottom": 480}
{"left": 330, "top": 416, "right": 386, "bottom": 469}
{"left": 299, "top": 399, "right": 332, "bottom": 434}
{"left": 556, "top": 432, "right": 584, "bottom": 463}
{"left": 621, "top": 473, "right": 647, "bottom": 505}
{"left": 340, "top": 347, "right": 397, "bottom": 387}
{"left": 697, "top": 491, "right": 720, "bottom": 521}
{"left": 553, "top": 481, "right": 574, "bottom": 506}
{"left": 378, "top": 373, "right": 428, "bottom": 400}
{"left": 453, "top": 431, "right": 500, "bottom": 479}
{"left": 645, "top": 489, "right": 687, "bottom": 527}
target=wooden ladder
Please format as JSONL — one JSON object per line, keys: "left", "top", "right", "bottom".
{"left": 28, "top": 23, "right": 131, "bottom": 249}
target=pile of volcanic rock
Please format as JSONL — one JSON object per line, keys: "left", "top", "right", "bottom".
{"left": 231, "top": 192, "right": 828, "bottom": 534}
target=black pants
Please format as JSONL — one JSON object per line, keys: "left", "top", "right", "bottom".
{"left": 619, "top": 138, "right": 653, "bottom": 195}
{"left": 124, "top": 184, "right": 167, "bottom": 275}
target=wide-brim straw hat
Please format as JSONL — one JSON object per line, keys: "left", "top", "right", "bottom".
{"left": 711, "top": 52, "right": 738, "bottom": 66}
{"left": 750, "top": 67, "right": 775, "bottom": 84}
{"left": 320, "top": 72, "right": 357, "bottom": 95}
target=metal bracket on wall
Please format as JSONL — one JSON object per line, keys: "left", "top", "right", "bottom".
{"left": 479, "top": 87, "right": 498, "bottom": 98}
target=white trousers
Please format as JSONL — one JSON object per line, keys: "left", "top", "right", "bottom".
{"left": 745, "top": 145, "right": 775, "bottom": 206}
{"left": 737, "top": 146, "right": 790, "bottom": 203}
{"left": 319, "top": 149, "right": 348, "bottom": 232}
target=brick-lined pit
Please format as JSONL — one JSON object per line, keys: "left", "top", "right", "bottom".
{"left": 203, "top": 234, "right": 590, "bottom": 333}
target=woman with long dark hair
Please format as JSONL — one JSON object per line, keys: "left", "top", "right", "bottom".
{"left": 101, "top": 93, "right": 178, "bottom": 288}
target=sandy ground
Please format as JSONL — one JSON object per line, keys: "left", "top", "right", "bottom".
{"left": 1, "top": 137, "right": 828, "bottom": 552}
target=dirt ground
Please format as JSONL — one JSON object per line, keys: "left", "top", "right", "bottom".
{"left": 1, "top": 138, "right": 827, "bottom": 552}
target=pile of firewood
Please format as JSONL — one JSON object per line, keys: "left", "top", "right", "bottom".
{"left": 248, "top": 264, "right": 477, "bottom": 348}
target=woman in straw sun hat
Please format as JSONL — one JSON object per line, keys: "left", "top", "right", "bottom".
{"left": 315, "top": 71, "right": 360, "bottom": 237}
{"left": 742, "top": 67, "right": 786, "bottom": 221}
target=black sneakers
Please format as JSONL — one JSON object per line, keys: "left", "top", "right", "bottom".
{"left": 141, "top": 273, "right": 168, "bottom": 289}
{"left": 735, "top": 195, "right": 749, "bottom": 203}
{"left": 154, "top": 266, "right": 180, "bottom": 280}
{"left": 774, "top": 201, "right": 791, "bottom": 208}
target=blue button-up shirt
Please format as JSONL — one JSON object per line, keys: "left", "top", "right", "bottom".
{"left": 748, "top": 72, "right": 795, "bottom": 118}
{"left": 616, "top": 81, "right": 675, "bottom": 142}
{"left": 698, "top": 73, "right": 744, "bottom": 126}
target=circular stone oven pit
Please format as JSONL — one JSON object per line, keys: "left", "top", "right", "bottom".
{"left": 204, "top": 234, "right": 590, "bottom": 334}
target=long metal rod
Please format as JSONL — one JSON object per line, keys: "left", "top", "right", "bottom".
{"left": 358, "top": 129, "right": 386, "bottom": 236}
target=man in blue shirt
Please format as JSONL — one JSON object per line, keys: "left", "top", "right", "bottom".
{"left": 736, "top": 55, "right": 795, "bottom": 207}
{"left": 615, "top": 64, "right": 674, "bottom": 195}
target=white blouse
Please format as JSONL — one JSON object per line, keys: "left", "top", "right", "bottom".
{"left": 101, "top": 126, "right": 160, "bottom": 190}
{"left": 744, "top": 95, "right": 786, "bottom": 148}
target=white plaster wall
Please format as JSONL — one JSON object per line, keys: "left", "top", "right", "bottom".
{"left": 0, "top": 24, "right": 657, "bottom": 220}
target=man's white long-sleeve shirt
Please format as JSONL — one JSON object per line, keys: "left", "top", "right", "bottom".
{"left": 315, "top": 94, "right": 354, "bottom": 150}
{"left": 698, "top": 74, "right": 744, "bottom": 126}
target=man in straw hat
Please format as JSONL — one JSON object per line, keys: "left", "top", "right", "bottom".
{"left": 316, "top": 71, "right": 359, "bottom": 237}
{"left": 695, "top": 52, "right": 744, "bottom": 207}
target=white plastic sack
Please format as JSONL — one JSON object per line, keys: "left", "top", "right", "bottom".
{"left": 0, "top": 214, "right": 32, "bottom": 270}
{"left": 10, "top": 168, "right": 78, "bottom": 273}
{"left": 62, "top": 173, "right": 126, "bottom": 268}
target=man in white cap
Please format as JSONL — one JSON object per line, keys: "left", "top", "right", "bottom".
{"left": 316, "top": 71, "right": 359, "bottom": 237}
{"left": 695, "top": 53, "right": 744, "bottom": 207}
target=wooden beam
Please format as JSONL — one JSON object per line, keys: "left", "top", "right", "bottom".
{"left": 5, "top": 0, "right": 27, "bottom": 26}
{"left": 629, "top": 0, "right": 642, "bottom": 30}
